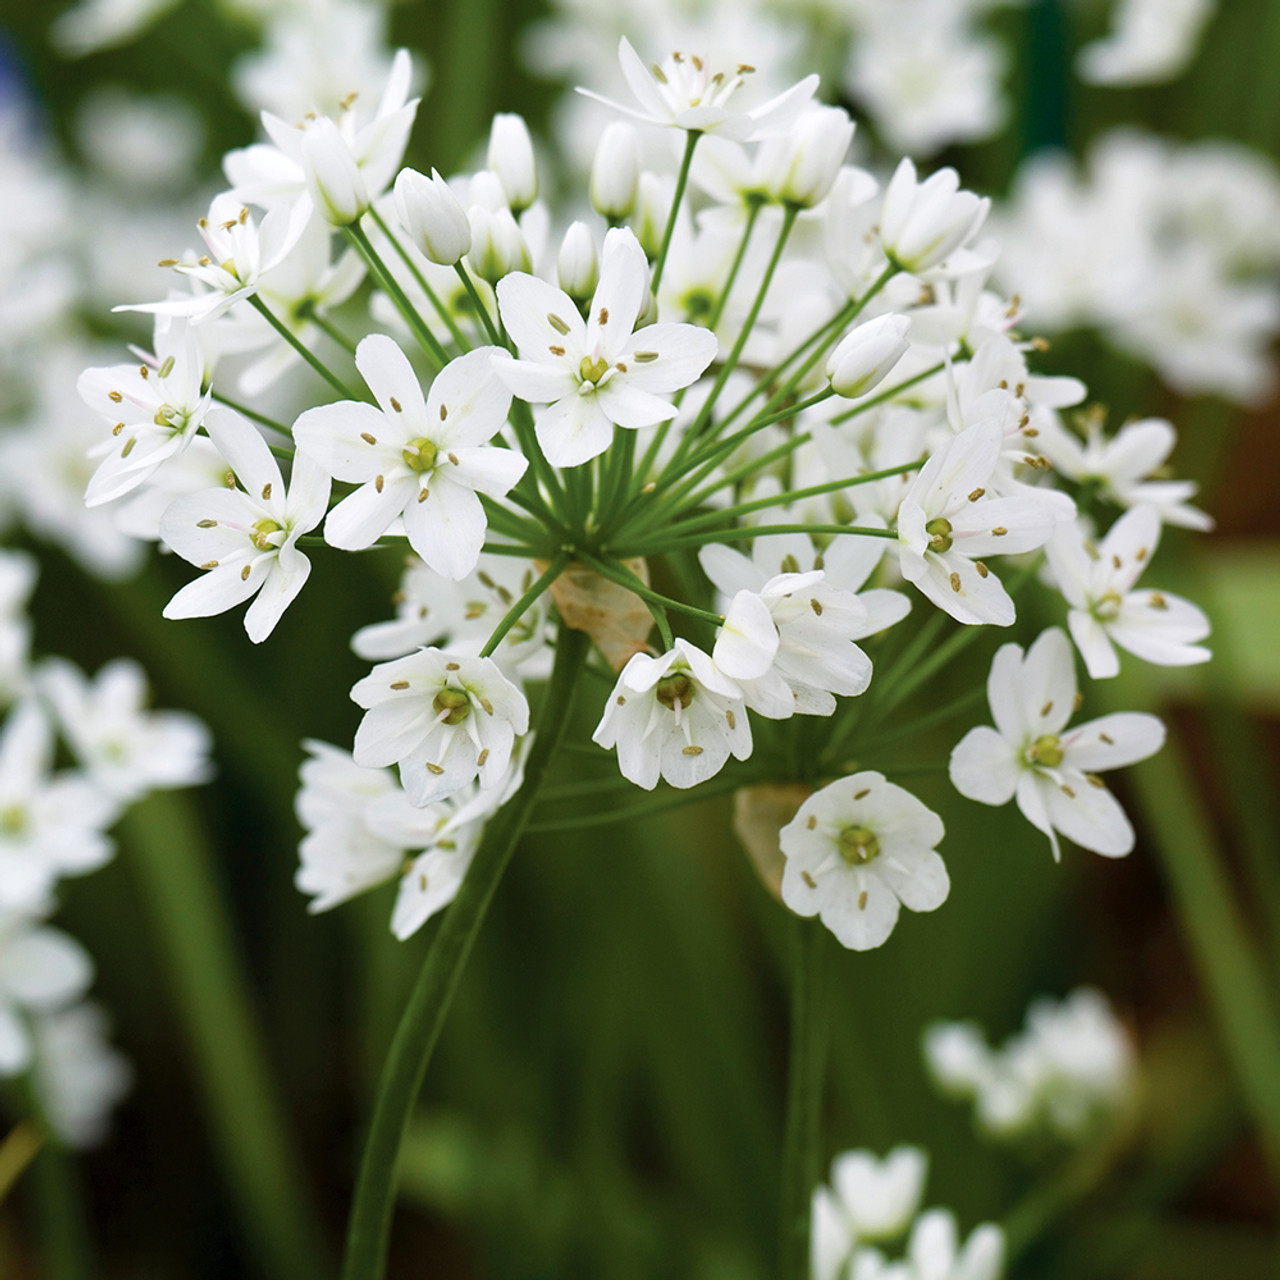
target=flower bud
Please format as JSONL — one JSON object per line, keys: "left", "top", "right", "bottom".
{"left": 557, "top": 221, "right": 598, "bottom": 301}
{"left": 487, "top": 113, "right": 538, "bottom": 213}
{"left": 630, "top": 171, "right": 673, "bottom": 259}
{"left": 299, "top": 117, "right": 368, "bottom": 225}
{"left": 468, "top": 205, "right": 531, "bottom": 284}
{"left": 394, "top": 167, "right": 471, "bottom": 265}
{"left": 590, "top": 122, "right": 641, "bottom": 221}
{"left": 825, "top": 313, "right": 912, "bottom": 398}
{"left": 467, "top": 169, "right": 509, "bottom": 213}
{"left": 879, "top": 158, "right": 990, "bottom": 274}
{"left": 759, "top": 106, "right": 855, "bottom": 209}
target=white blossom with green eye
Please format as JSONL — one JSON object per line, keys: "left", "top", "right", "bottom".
{"left": 1046, "top": 506, "right": 1210, "bottom": 678}
{"left": 496, "top": 226, "right": 718, "bottom": 467}
{"left": 592, "top": 640, "right": 751, "bottom": 791}
{"left": 779, "top": 771, "right": 948, "bottom": 951}
{"left": 350, "top": 649, "right": 529, "bottom": 808}
{"left": 949, "top": 627, "right": 1165, "bottom": 860}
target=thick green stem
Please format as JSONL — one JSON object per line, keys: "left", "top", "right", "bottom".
{"left": 247, "top": 295, "right": 361, "bottom": 401}
{"left": 778, "top": 918, "right": 828, "bottom": 1280}
{"left": 124, "top": 791, "right": 329, "bottom": 1280}
{"left": 340, "top": 627, "right": 591, "bottom": 1280}
{"left": 650, "top": 131, "right": 701, "bottom": 292}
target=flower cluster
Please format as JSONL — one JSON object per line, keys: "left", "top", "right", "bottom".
{"left": 76, "top": 35, "right": 1212, "bottom": 968}
{"left": 924, "top": 988, "right": 1137, "bottom": 1144}
{"left": 812, "top": 1145, "right": 1005, "bottom": 1280}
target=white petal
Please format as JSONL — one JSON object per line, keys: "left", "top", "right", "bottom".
{"left": 496, "top": 272, "right": 584, "bottom": 362}
{"left": 713, "top": 591, "right": 778, "bottom": 679}
{"left": 325, "top": 480, "right": 412, "bottom": 550}
{"left": 617, "top": 322, "right": 718, "bottom": 393}
{"left": 534, "top": 394, "right": 614, "bottom": 467}
{"left": 1044, "top": 772, "right": 1134, "bottom": 857}
{"left": 203, "top": 406, "right": 282, "bottom": 503}
{"left": 1063, "top": 712, "right": 1165, "bottom": 771}
{"left": 244, "top": 557, "right": 311, "bottom": 642}
{"left": 404, "top": 477, "right": 486, "bottom": 580}
{"left": 949, "top": 727, "right": 1019, "bottom": 805}
{"left": 428, "top": 347, "right": 514, "bottom": 448}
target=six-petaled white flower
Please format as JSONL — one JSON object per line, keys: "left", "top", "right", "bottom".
{"left": 294, "top": 337, "right": 523, "bottom": 579}
{"left": 779, "top": 771, "right": 949, "bottom": 950}
{"left": 160, "top": 407, "right": 331, "bottom": 642}
{"left": 496, "top": 227, "right": 718, "bottom": 466}
{"left": 949, "top": 627, "right": 1165, "bottom": 859}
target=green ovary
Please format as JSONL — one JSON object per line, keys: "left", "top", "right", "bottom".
{"left": 402, "top": 437, "right": 438, "bottom": 473}
{"left": 433, "top": 688, "right": 471, "bottom": 725}
{"left": 837, "top": 825, "right": 880, "bottom": 865}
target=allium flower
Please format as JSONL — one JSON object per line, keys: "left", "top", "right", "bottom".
{"left": 80, "top": 316, "right": 213, "bottom": 506}
{"left": 879, "top": 158, "right": 991, "bottom": 275}
{"left": 949, "top": 627, "right": 1165, "bottom": 859}
{"left": 1046, "top": 507, "right": 1211, "bottom": 678}
{"left": 159, "top": 407, "right": 331, "bottom": 643}
{"left": 712, "top": 570, "right": 872, "bottom": 718}
{"left": 853, "top": 1209, "right": 1005, "bottom": 1280}
{"left": 779, "top": 772, "right": 948, "bottom": 951}
{"left": 0, "top": 702, "right": 117, "bottom": 912}
{"left": 116, "top": 192, "right": 312, "bottom": 324}
{"left": 896, "top": 421, "right": 1058, "bottom": 626}
{"left": 1077, "top": 0, "right": 1215, "bottom": 86}
{"left": 592, "top": 640, "right": 751, "bottom": 790}
{"left": 37, "top": 658, "right": 212, "bottom": 801}
{"left": 31, "top": 1001, "right": 132, "bottom": 1148}
{"left": 580, "top": 38, "right": 819, "bottom": 142}
{"left": 496, "top": 227, "right": 717, "bottom": 466}
{"left": 351, "top": 649, "right": 530, "bottom": 807}
{"left": 394, "top": 167, "right": 472, "bottom": 265}
{"left": 0, "top": 910, "right": 93, "bottom": 1075}
{"left": 294, "top": 337, "right": 522, "bottom": 579}
{"left": 825, "top": 313, "right": 912, "bottom": 399}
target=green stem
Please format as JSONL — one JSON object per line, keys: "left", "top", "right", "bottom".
{"left": 344, "top": 223, "right": 449, "bottom": 369}
{"left": 629, "top": 523, "right": 896, "bottom": 557}
{"left": 706, "top": 198, "right": 762, "bottom": 331}
{"left": 479, "top": 552, "right": 568, "bottom": 657}
{"left": 340, "top": 628, "right": 591, "bottom": 1280}
{"left": 828, "top": 361, "right": 945, "bottom": 425}
{"left": 453, "top": 261, "right": 504, "bottom": 347}
{"left": 650, "top": 130, "right": 701, "bottom": 292}
{"left": 778, "top": 918, "right": 828, "bottom": 1280}
{"left": 248, "top": 295, "right": 361, "bottom": 401}
{"left": 526, "top": 774, "right": 748, "bottom": 833}
{"left": 211, "top": 391, "right": 291, "bottom": 436}
{"left": 23, "top": 1077, "right": 92, "bottom": 1280}
{"left": 368, "top": 207, "right": 471, "bottom": 352}
{"left": 124, "top": 791, "right": 329, "bottom": 1280}
{"left": 308, "top": 308, "right": 358, "bottom": 355}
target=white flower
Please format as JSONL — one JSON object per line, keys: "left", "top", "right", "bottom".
{"left": 159, "top": 407, "right": 331, "bottom": 643}
{"left": 37, "top": 658, "right": 212, "bottom": 802}
{"left": 1036, "top": 415, "right": 1212, "bottom": 531}
{"left": 294, "top": 338, "right": 522, "bottom": 580}
{"left": 893, "top": 1209, "right": 1005, "bottom": 1280}
{"left": 756, "top": 104, "right": 855, "bottom": 208}
{"left": 580, "top": 38, "right": 819, "bottom": 142}
{"left": 950, "top": 627, "right": 1165, "bottom": 859}
{"left": 79, "top": 316, "right": 213, "bottom": 507}
{"left": 896, "top": 421, "right": 1058, "bottom": 627}
{"left": 826, "top": 314, "right": 912, "bottom": 399}
{"left": 557, "top": 221, "right": 599, "bottom": 301}
{"left": 712, "top": 570, "right": 872, "bottom": 718}
{"left": 394, "top": 167, "right": 472, "bottom": 266}
{"left": 226, "top": 48, "right": 420, "bottom": 217}
{"left": 0, "top": 702, "right": 117, "bottom": 912}
{"left": 487, "top": 113, "right": 538, "bottom": 213}
{"left": 590, "top": 121, "right": 641, "bottom": 220}
{"left": 779, "top": 772, "right": 948, "bottom": 951}
{"left": 32, "top": 1001, "right": 132, "bottom": 1148}
{"left": 0, "top": 552, "right": 36, "bottom": 707}
{"left": 592, "top": 639, "right": 751, "bottom": 790}
{"left": 879, "top": 159, "right": 991, "bottom": 276}
{"left": 1046, "top": 507, "right": 1210, "bottom": 678}
{"left": 0, "top": 911, "right": 93, "bottom": 1076}
{"left": 496, "top": 227, "right": 718, "bottom": 467}
{"left": 829, "top": 1146, "right": 929, "bottom": 1243}
{"left": 295, "top": 741, "right": 403, "bottom": 914}
{"left": 351, "top": 649, "right": 530, "bottom": 807}
{"left": 1077, "top": 0, "right": 1215, "bottom": 86}
{"left": 116, "top": 192, "right": 312, "bottom": 325}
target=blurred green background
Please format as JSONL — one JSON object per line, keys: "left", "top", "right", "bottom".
{"left": 1, "top": 0, "right": 1279, "bottom": 1276}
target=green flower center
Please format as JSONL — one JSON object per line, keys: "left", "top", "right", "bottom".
{"left": 251, "top": 518, "right": 283, "bottom": 550}
{"left": 433, "top": 688, "right": 471, "bottom": 726}
{"left": 402, "top": 437, "right": 438, "bottom": 473}
{"left": 655, "top": 673, "right": 696, "bottom": 710}
{"left": 579, "top": 355, "right": 609, "bottom": 386}
{"left": 683, "top": 288, "right": 714, "bottom": 319}
{"left": 926, "top": 517, "right": 954, "bottom": 553}
{"left": 837, "top": 825, "right": 880, "bottom": 865}
{"left": 1027, "top": 734, "right": 1064, "bottom": 768}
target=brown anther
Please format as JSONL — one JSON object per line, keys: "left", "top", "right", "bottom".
{"left": 439, "top": 404, "right": 448, "bottom": 420}
{"left": 426, "top": 763, "right": 444, "bottom": 775}
{"left": 375, "top": 475, "right": 384, "bottom": 493}
{"left": 1150, "top": 593, "right": 1168, "bottom": 610}
{"left": 417, "top": 488, "right": 429, "bottom": 503}
{"left": 477, "top": 749, "right": 490, "bottom": 766}
{"left": 448, "top": 452, "right": 459, "bottom": 465}
{"left": 691, "top": 54, "right": 703, "bottom": 70}
{"left": 390, "top": 680, "right": 410, "bottom": 690}
{"left": 1136, "top": 546, "right": 1148, "bottom": 561}
{"left": 854, "top": 788, "right": 870, "bottom": 800}
{"left": 479, "top": 697, "right": 494, "bottom": 715}
{"left": 858, "top": 891, "right": 868, "bottom": 910}
{"left": 615, "top": 362, "right": 627, "bottom": 372}
{"left": 950, "top": 571, "right": 962, "bottom": 592}
{"left": 549, "top": 345, "right": 565, "bottom": 356}
{"left": 447, "top": 662, "right": 460, "bottom": 670}
{"left": 725, "top": 710, "right": 736, "bottom": 729}
{"left": 389, "top": 397, "right": 402, "bottom": 413}
{"left": 1100, "top": 732, "right": 1114, "bottom": 744}
{"left": 361, "top": 432, "right": 377, "bottom": 445}
{"left": 1040, "top": 701, "right": 1053, "bottom": 717}
{"left": 651, "top": 63, "right": 669, "bottom": 83}
{"left": 597, "top": 307, "right": 609, "bottom": 325}
{"left": 197, "top": 519, "right": 217, "bottom": 528}
{"left": 158, "top": 258, "right": 179, "bottom": 267}
{"left": 968, "top": 487, "right": 985, "bottom": 501}
{"left": 121, "top": 437, "right": 136, "bottom": 458}
{"left": 200, "top": 560, "right": 219, "bottom": 569}
{"left": 801, "top": 871, "right": 817, "bottom": 889}
{"left": 682, "top": 745, "right": 703, "bottom": 756}
{"left": 1086, "top": 774, "right": 1106, "bottom": 789}
{"left": 240, "top": 564, "right": 251, "bottom": 581}
{"left": 616, "top": 695, "right": 626, "bottom": 706}
{"left": 992, "top": 526, "right": 1007, "bottom": 536}
{"left": 108, "top": 390, "right": 123, "bottom": 403}
{"left": 975, "top": 561, "right": 989, "bottom": 578}
{"left": 1060, "top": 784, "right": 1076, "bottom": 798}
{"left": 112, "top": 423, "right": 124, "bottom": 436}
{"left": 547, "top": 313, "right": 570, "bottom": 335}
{"left": 261, "top": 483, "right": 272, "bottom": 500}
{"left": 1112, "top": 554, "right": 1122, "bottom": 569}
{"left": 806, "top": 815, "right": 817, "bottom": 830}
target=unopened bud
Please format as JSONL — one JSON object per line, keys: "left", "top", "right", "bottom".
{"left": 394, "top": 167, "right": 471, "bottom": 265}
{"left": 880, "top": 158, "right": 990, "bottom": 274}
{"left": 557, "top": 221, "right": 598, "bottom": 301}
{"left": 630, "top": 171, "right": 674, "bottom": 259}
{"left": 487, "top": 113, "right": 538, "bottom": 214}
{"left": 468, "top": 205, "right": 531, "bottom": 284}
{"left": 759, "top": 105, "right": 855, "bottom": 209}
{"left": 590, "top": 122, "right": 641, "bottom": 220}
{"left": 825, "top": 313, "right": 911, "bottom": 398}
{"left": 300, "top": 117, "right": 368, "bottom": 225}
